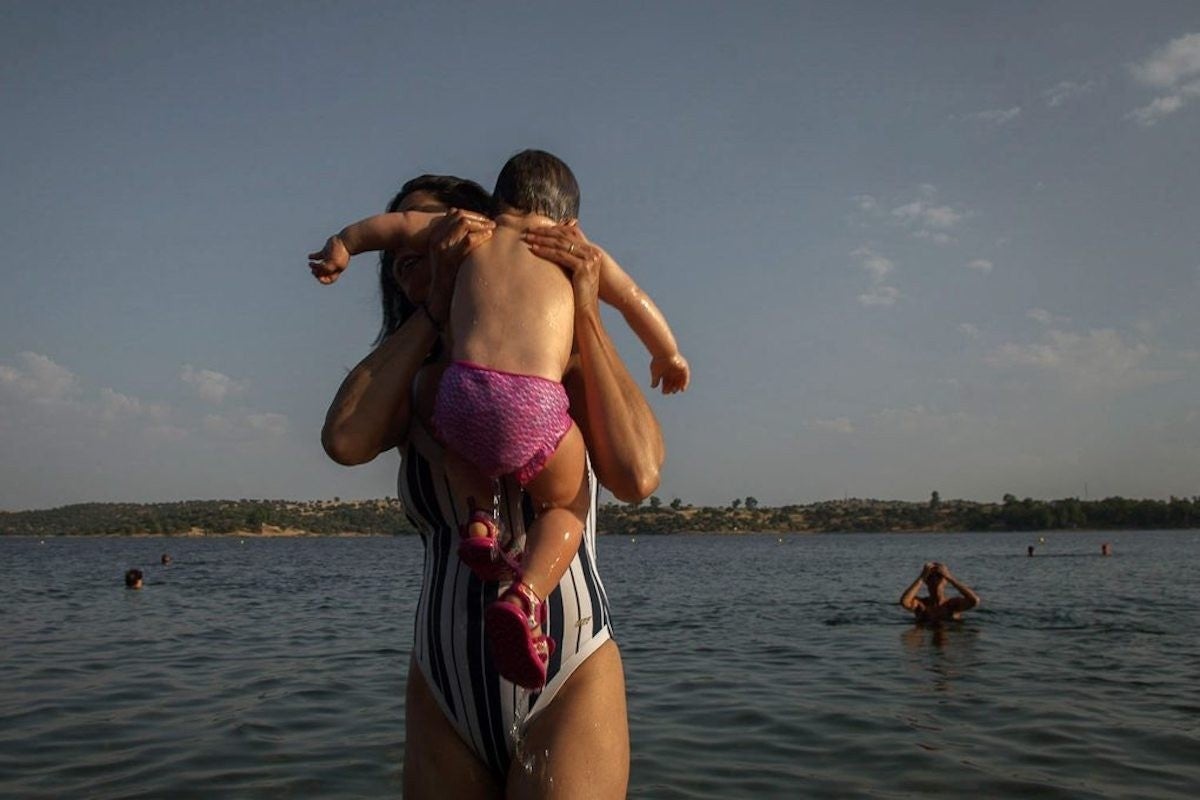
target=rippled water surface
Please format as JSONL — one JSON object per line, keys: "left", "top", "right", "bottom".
{"left": 2, "top": 531, "right": 1198, "bottom": 798}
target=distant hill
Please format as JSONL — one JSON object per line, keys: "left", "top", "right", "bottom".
{"left": 2, "top": 493, "right": 1198, "bottom": 537}
{"left": 598, "top": 494, "right": 1200, "bottom": 535}
{"left": 0, "top": 498, "right": 413, "bottom": 537}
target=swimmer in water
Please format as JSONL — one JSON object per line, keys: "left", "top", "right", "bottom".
{"left": 899, "top": 562, "right": 979, "bottom": 624}
{"left": 125, "top": 568, "right": 144, "bottom": 590}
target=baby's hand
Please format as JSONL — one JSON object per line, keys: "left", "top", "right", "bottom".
{"left": 651, "top": 353, "right": 690, "bottom": 394}
{"left": 307, "top": 235, "right": 351, "bottom": 285}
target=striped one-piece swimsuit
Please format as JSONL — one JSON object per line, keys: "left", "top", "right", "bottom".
{"left": 399, "top": 423, "right": 615, "bottom": 776}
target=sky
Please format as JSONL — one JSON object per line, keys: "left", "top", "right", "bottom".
{"left": 2, "top": 1, "right": 1199, "bottom": 511}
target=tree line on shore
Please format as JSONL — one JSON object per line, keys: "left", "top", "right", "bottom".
{"left": 2, "top": 492, "right": 1198, "bottom": 537}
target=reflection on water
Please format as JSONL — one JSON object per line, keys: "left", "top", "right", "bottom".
{"left": 2, "top": 530, "right": 1199, "bottom": 798}
{"left": 900, "top": 623, "right": 981, "bottom": 693}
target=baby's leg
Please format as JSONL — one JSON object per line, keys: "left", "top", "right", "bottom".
{"left": 487, "top": 423, "right": 587, "bottom": 686}
{"left": 514, "top": 422, "right": 589, "bottom": 603}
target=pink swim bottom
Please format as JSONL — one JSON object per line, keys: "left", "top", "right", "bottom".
{"left": 433, "top": 361, "right": 572, "bottom": 486}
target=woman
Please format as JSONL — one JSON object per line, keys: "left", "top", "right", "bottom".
{"left": 320, "top": 175, "right": 664, "bottom": 798}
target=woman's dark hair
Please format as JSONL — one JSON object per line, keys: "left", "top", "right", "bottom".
{"left": 376, "top": 174, "right": 491, "bottom": 344}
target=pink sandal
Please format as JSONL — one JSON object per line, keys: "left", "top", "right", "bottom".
{"left": 457, "top": 500, "right": 520, "bottom": 582}
{"left": 485, "top": 580, "right": 556, "bottom": 689}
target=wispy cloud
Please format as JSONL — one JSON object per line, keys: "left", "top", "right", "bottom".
{"left": 0, "top": 352, "right": 78, "bottom": 403}
{"left": 857, "top": 285, "right": 900, "bottom": 307}
{"left": 1042, "top": 80, "right": 1097, "bottom": 108}
{"left": 851, "top": 246, "right": 900, "bottom": 307}
{"left": 851, "top": 186, "right": 968, "bottom": 245}
{"left": 914, "top": 229, "right": 953, "bottom": 246}
{"left": 892, "top": 201, "right": 963, "bottom": 230}
{"left": 851, "top": 246, "right": 894, "bottom": 281}
{"left": 852, "top": 194, "right": 878, "bottom": 212}
{"left": 202, "top": 411, "right": 289, "bottom": 440}
{"left": 1128, "top": 33, "right": 1200, "bottom": 125}
{"left": 808, "top": 416, "right": 855, "bottom": 434}
{"left": 965, "top": 259, "right": 993, "bottom": 274}
{"left": 1, "top": 352, "right": 285, "bottom": 446}
{"left": 1026, "top": 308, "right": 1069, "bottom": 326}
{"left": 985, "top": 327, "right": 1176, "bottom": 392}
{"left": 967, "top": 106, "right": 1022, "bottom": 125}
{"left": 958, "top": 323, "right": 982, "bottom": 339}
{"left": 181, "top": 365, "right": 245, "bottom": 404}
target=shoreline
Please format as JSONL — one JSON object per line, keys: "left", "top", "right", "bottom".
{"left": 8, "top": 528, "right": 1199, "bottom": 539}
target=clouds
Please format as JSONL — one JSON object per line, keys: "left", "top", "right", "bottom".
{"left": 1042, "top": 80, "right": 1097, "bottom": 108}
{"left": 1128, "top": 32, "right": 1200, "bottom": 125}
{"left": 984, "top": 326, "right": 1174, "bottom": 393}
{"left": 892, "top": 200, "right": 963, "bottom": 230}
{"left": 1, "top": 351, "right": 286, "bottom": 445}
{"left": 967, "top": 106, "right": 1022, "bottom": 125}
{"left": 887, "top": 186, "right": 967, "bottom": 245}
{"left": 851, "top": 246, "right": 900, "bottom": 307}
{"left": 951, "top": 33, "right": 1200, "bottom": 127}
{"left": 845, "top": 183, "right": 994, "bottom": 307}
{"left": 0, "top": 352, "right": 79, "bottom": 403}
{"left": 1130, "top": 32, "right": 1200, "bottom": 88}
{"left": 808, "top": 416, "right": 855, "bottom": 434}
{"left": 181, "top": 365, "right": 245, "bottom": 404}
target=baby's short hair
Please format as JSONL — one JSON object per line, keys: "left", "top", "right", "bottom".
{"left": 493, "top": 150, "right": 580, "bottom": 222}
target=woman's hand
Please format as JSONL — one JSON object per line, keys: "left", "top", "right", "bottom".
{"left": 425, "top": 209, "right": 494, "bottom": 318}
{"left": 308, "top": 235, "right": 351, "bottom": 285}
{"left": 522, "top": 224, "right": 602, "bottom": 311}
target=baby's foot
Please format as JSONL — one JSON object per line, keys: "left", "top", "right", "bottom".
{"left": 457, "top": 508, "right": 516, "bottom": 581}
{"left": 486, "top": 581, "right": 556, "bottom": 688}
{"left": 499, "top": 591, "right": 549, "bottom": 654}
{"left": 465, "top": 514, "right": 495, "bottom": 540}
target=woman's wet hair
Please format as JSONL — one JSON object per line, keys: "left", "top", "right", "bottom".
{"left": 492, "top": 150, "right": 580, "bottom": 223}
{"left": 376, "top": 174, "right": 491, "bottom": 344}
{"left": 125, "top": 568, "right": 143, "bottom": 587}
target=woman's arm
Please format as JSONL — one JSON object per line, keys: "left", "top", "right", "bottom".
{"left": 524, "top": 226, "right": 665, "bottom": 502}
{"left": 320, "top": 211, "right": 492, "bottom": 464}
{"left": 321, "top": 312, "right": 439, "bottom": 464}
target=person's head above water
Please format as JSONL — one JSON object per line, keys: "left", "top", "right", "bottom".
{"left": 125, "top": 568, "right": 144, "bottom": 589}
{"left": 923, "top": 563, "right": 947, "bottom": 598}
{"left": 376, "top": 174, "right": 491, "bottom": 342}
{"left": 492, "top": 149, "right": 580, "bottom": 223}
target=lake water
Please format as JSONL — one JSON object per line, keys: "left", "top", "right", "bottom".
{"left": 2, "top": 530, "right": 1198, "bottom": 798}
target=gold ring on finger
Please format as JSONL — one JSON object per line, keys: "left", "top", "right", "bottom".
{"left": 568, "top": 243, "right": 576, "bottom": 255}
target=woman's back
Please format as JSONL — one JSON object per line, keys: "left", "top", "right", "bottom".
{"left": 449, "top": 218, "right": 575, "bottom": 381}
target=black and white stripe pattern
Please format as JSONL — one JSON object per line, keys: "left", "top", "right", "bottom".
{"left": 399, "top": 428, "right": 613, "bottom": 777}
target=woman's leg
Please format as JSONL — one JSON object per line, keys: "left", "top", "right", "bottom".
{"left": 506, "top": 641, "right": 630, "bottom": 800}
{"left": 403, "top": 658, "right": 502, "bottom": 800}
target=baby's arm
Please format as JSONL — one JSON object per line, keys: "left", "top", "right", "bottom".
{"left": 595, "top": 248, "right": 690, "bottom": 394}
{"left": 307, "top": 210, "right": 444, "bottom": 285}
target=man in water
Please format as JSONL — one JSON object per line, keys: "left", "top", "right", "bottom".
{"left": 899, "top": 562, "right": 979, "bottom": 624}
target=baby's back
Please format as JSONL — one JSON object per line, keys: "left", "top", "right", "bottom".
{"left": 449, "top": 224, "right": 575, "bottom": 381}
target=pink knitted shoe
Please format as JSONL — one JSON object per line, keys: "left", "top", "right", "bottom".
{"left": 457, "top": 506, "right": 520, "bottom": 582}
{"left": 486, "top": 580, "right": 556, "bottom": 689}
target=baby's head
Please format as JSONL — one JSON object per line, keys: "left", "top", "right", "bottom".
{"left": 493, "top": 149, "right": 579, "bottom": 223}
